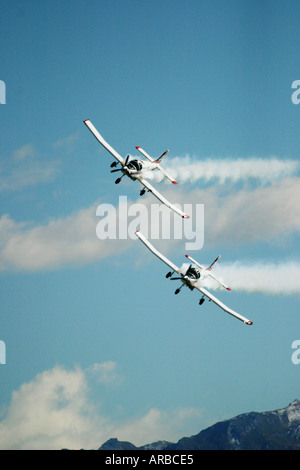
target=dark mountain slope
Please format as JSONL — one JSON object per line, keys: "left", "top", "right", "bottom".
{"left": 98, "top": 399, "right": 300, "bottom": 450}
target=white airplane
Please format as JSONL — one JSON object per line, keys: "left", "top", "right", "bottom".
{"left": 83, "top": 119, "right": 189, "bottom": 219}
{"left": 136, "top": 231, "right": 253, "bottom": 325}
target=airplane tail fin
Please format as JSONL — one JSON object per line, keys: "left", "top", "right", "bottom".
{"left": 206, "top": 255, "right": 221, "bottom": 271}
{"left": 154, "top": 150, "right": 169, "bottom": 163}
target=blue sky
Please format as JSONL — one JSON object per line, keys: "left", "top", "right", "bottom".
{"left": 0, "top": 0, "right": 299, "bottom": 449}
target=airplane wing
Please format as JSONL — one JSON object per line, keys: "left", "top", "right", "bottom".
{"left": 83, "top": 119, "right": 126, "bottom": 165}
{"left": 136, "top": 175, "right": 189, "bottom": 219}
{"left": 207, "top": 272, "right": 231, "bottom": 291}
{"left": 136, "top": 231, "right": 181, "bottom": 275}
{"left": 136, "top": 146, "right": 155, "bottom": 163}
{"left": 185, "top": 254, "right": 206, "bottom": 270}
{"left": 195, "top": 285, "right": 253, "bottom": 325}
{"left": 136, "top": 146, "right": 178, "bottom": 184}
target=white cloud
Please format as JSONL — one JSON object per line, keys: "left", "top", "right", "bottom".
{"left": 0, "top": 177, "right": 299, "bottom": 271}
{"left": 85, "top": 361, "right": 120, "bottom": 384}
{"left": 113, "top": 407, "right": 201, "bottom": 447}
{"left": 164, "top": 177, "right": 300, "bottom": 247}
{"left": 53, "top": 131, "right": 80, "bottom": 152}
{"left": 0, "top": 364, "right": 201, "bottom": 450}
{"left": 12, "top": 144, "right": 36, "bottom": 161}
{"left": 0, "top": 144, "right": 59, "bottom": 191}
{"left": 0, "top": 204, "right": 131, "bottom": 271}
{"left": 0, "top": 365, "right": 102, "bottom": 450}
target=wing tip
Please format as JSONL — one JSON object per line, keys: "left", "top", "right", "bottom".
{"left": 185, "top": 254, "right": 189, "bottom": 258}
{"left": 172, "top": 180, "right": 178, "bottom": 184}
{"left": 245, "top": 320, "right": 253, "bottom": 325}
{"left": 182, "top": 214, "right": 190, "bottom": 219}
{"left": 226, "top": 287, "right": 231, "bottom": 291}
{"left": 136, "top": 146, "right": 140, "bottom": 149}
{"left": 83, "top": 119, "right": 90, "bottom": 123}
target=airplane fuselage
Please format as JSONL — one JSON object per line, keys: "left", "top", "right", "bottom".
{"left": 124, "top": 159, "right": 158, "bottom": 175}
{"left": 119, "top": 159, "right": 159, "bottom": 182}
{"left": 179, "top": 266, "right": 214, "bottom": 292}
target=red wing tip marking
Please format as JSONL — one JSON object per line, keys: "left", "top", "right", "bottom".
{"left": 135, "top": 230, "right": 140, "bottom": 234}
{"left": 185, "top": 254, "right": 189, "bottom": 258}
{"left": 172, "top": 181, "right": 178, "bottom": 184}
{"left": 226, "top": 288, "right": 231, "bottom": 291}
{"left": 83, "top": 119, "right": 89, "bottom": 122}
{"left": 182, "top": 215, "right": 190, "bottom": 219}
{"left": 136, "top": 146, "right": 140, "bottom": 149}
{"left": 246, "top": 321, "right": 253, "bottom": 325}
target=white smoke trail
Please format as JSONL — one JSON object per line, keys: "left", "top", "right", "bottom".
{"left": 161, "top": 156, "right": 299, "bottom": 185}
{"left": 179, "top": 261, "right": 300, "bottom": 296}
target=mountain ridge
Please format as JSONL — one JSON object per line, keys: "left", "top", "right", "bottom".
{"left": 98, "top": 399, "right": 300, "bottom": 450}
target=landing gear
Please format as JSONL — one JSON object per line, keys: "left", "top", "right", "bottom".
{"left": 115, "top": 174, "right": 125, "bottom": 184}
{"left": 199, "top": 297, "right": 205, "bottom": 305}
{"left": 166, "top": 271, "right": 174, "bottom": 278}
{"left": 175, "top": 285, "right": 184, "bottom": 295}
{"left": 140, "top": 189, "right": 146, "bottom": 196}
{"left": 110, "top": 161, "right": 118, "bottom": 168}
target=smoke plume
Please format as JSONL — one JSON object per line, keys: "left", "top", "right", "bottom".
{"left": 179, "top": 261, "right": 300, "bottom": 296}
{"left": 161, "top": 156, "right": 299, "bottom": 185}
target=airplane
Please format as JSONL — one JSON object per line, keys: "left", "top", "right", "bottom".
{"left": 83, "top": 119, "right": 189, "bottom": 219}
{"left": 136, "top": 231, "right": 253, "bottom": 325}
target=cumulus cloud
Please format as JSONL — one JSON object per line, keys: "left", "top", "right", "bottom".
{"left": 0, "top": 364, "right": 201, "bottom": 450}
{"left": 0, "top": 365, "right": 100, "bottom": 450}
{"left": 0, "top": 177, "right": 299, "bottom": 271}
{"left": 0, "top": 204, "right": 131, "bottom": 271}
{"left": 171, "top": 177, "right": 300, "bottom": 247}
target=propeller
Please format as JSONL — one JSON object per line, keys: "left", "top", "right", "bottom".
{"left": 110, "top": 155, "right": 130, "bottom": 173}
{"left": 111, "top": 168, "right": 123, "bottom": 173}
{"left": 170, "top": 265, "right": 192, "bottom": 280}
{"left": 185, "top": 264, "right": 193, "bottom": 275}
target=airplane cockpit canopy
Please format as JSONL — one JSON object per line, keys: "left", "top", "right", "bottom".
{"left": 186, "top": 266, "right": 200, "bottom": 279}
{"left": 127, "top": 159, "right": 143, "bottom": 171}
